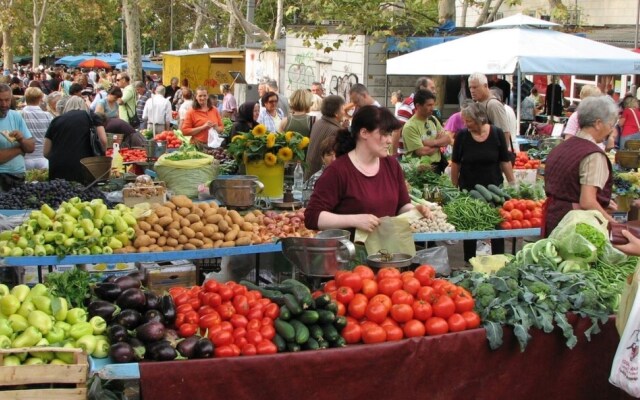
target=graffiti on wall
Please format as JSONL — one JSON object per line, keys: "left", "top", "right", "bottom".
{"left": 329, "top": 73, "right": 359, "bottom": 103}
{"left": 181, "top": 65, "right": 204, "bottom": 89}
{"left": 287, "top": 52, "right": 315, "bottom": 92}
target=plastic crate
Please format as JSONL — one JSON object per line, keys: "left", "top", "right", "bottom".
{"left": 193, "top": 258, "right": 222, "bottom": 285}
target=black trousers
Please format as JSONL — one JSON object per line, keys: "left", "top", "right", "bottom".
{"left": 462, "top": 238, "right": 505, "bottom": 262}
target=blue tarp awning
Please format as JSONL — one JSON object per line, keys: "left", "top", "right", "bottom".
{"left": 116, "top": 61, "right": 162, "bottom": 72}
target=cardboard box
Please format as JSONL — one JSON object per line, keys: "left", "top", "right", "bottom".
{"left": 140, "top": 260, "right": 197, "bottom": 294}
{"left": 123, "top": 184, "right": 167, "bottom": 207}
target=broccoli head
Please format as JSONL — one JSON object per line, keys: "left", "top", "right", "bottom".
{"left": 476, "top": 283, "right": 497, "bottom": 308}
{"left": 488, "top": 307, "right": 508, "bottom": 323}
{"left": 496, "top": 264, "right": 520, "bottom": 281}
{"left": 577, "top": 289, "right": 600, "bottom": 310}
{"left": 523, "top": 281, "right": 551, "bottom": 301}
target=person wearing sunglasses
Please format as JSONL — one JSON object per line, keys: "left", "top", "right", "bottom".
{"left": 257, "top": 91, "right": 284, "bottom": 132}
{"left": 401, "top": 89, "right": 451, "bottom": 173}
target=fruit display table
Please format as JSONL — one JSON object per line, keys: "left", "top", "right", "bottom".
{"left": 91, "top": 316, "right": 631, "bottom": 400}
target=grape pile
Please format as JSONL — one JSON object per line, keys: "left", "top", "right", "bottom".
{"left": 613, "top": 175, "right": 633, "bottom": 196}
{"left": 0, "top": 179, "right": 113, "bottom": 209}
{"left": 201, "top": 147, "right": 238, "bottom": 174}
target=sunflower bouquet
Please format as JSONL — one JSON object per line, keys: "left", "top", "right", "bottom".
{"left": 227, "top": 124, "right": 309, "bottom": 166}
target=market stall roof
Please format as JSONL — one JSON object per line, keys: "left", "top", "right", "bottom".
{"left": 386, "top": 15, "right": 640, "bottom": 75}
{"left": 161, "top": 47, "right": 243, "bottom": 57}
{"left": 116, "top": 61, "right": 162, "bottom": 72}
{"left": 479, "top": 13, "right": 559, "bottom": 28}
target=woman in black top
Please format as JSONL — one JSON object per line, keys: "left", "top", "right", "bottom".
{"left": 230, "top": 101, "right": 259, "bottom": 136}
{"left": 450, "top": 102, "right": 516, "bottom": 262}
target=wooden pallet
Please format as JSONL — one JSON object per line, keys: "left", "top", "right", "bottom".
{"left": 0, "top": 347, "right": 88, "bottom": 400}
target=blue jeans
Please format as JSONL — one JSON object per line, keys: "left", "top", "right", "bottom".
{"left": 620, "top": 132, "right": 640, "bottom": 150}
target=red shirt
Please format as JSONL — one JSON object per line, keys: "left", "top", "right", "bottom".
{"left": 304, "top": 154, "right": 411, "bottom": 230}
{"left": 181, "top": 107, "right": 223, "bottom": 144}
{"left": 621, "top": 107, "right": 640, "bottom": 136}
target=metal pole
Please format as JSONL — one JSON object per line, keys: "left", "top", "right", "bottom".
{"left": 170, "top": 0, "right": 174, "bottom": 51}
{"left": 635, "top": 0, "right": 640, "bottom": 49}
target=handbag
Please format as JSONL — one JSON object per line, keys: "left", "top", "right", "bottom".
{"left": 124, "top": 102, "right": 141, "bottom": 129}
{"left": 86, "top": 112, "right": 104, "bottom": 156}
{"left": 609, "top": 220, "right": 640, "bottom": 245}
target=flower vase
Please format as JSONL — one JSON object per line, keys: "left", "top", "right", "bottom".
{"left": 245, "top": 160, "right": 285, "bottom": 198}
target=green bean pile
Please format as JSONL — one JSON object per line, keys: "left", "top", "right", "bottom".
{"left": 443, "top": 196, "right": 502, "bottom": 231}
{"left": 585, "top": 256, "right": 639, "bottom": 313}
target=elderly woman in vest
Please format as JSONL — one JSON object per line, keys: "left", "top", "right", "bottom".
{"left": 543, "top": 96, "right": 619, "bottom": 237}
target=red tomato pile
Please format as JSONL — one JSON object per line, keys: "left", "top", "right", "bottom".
{"left": 514, "top": 152, "right": 541, "bottom": 170}
{"left": 105, "top": 147, "right": 147, "bottom": 162}
{"left": 169, "top": 280, "right": 279, "bottom": 358}
{"left": 154, "top": 131, "right": 182, "bottom": 149}
{"left": 499, "top": 199, "right": 545, "bottom": 229}
{"left": 320, "top": 265, "right": 481, "bottom": 345}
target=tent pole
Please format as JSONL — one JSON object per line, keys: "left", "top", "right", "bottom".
{"left": 516, "top": 67, "right": 521, "bottom": 138}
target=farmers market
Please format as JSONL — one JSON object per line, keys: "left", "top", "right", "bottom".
{"left": 4, "top": 7, "right": 640, "bottom": 400}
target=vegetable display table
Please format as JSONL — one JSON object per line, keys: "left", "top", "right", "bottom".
{"left": 91, "top": 316, "right": 631, "bottom": 400}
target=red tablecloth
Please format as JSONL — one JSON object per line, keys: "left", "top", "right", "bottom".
{"left": 139, "top": 317, "right": 633, "bottom": 400}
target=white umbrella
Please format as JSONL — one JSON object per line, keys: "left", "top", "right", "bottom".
{"left": 480, "top": 13, "right": 560, "bottom": 28}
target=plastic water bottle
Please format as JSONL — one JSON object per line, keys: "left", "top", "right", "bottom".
{"left": 293, "top": 162, "right": 304, "bottom": 199}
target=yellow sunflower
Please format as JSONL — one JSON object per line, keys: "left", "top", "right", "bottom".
{"left": 231, "top": 135, "right": 243, "bottom": 143}
{"left": 264, "top": 152, "right": 278, "bottom": 166}
{"left": 298, "top": 136, "right": 310, "bottom": 150}
{"left": 266, "top": 133, "right": 277, "bottom": 149}
{"left": 285, "top": 131, "right": 295, "bottom": 142}
{"left": 277, "top": 147, "right": 293, "bottom": 162}
{"left": 252, "top": 124, "right": 267, "bottom": 137}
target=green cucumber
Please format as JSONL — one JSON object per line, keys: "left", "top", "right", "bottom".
{"left": 324, "top": 301, "right": 338, "bottom": 315}
{"left": 317, "top": 338, "right": 330, "bottom": 349}
{"left": 298, "top": 310, "right": 320, "bottom": 325}
{"left": 289, "top": 319, "right": 310, "bottom": 345}
{"left": 239, "top": 280, "right": 286, "bottom": 305}
{"left": 491, "top": 193, "right": 502, "bottom": 204}
{"left": 474, "top": 184, "right": 494, "bottom": 202}
{"left": 302, "top": 337, "right": 320, "bottom": 351}
{"left": 286, "top": 342, "right": 301, "bottom": 352}
{"left": 329, "top": 336, "right": 347, "bottom": 348}
{"left": 274, "top": 319, "right": 295, "bottom": 342}
{"left": 468, "top": 190, "right": 486, "bottom": 202}
{"left": 317, "top": 310, "right": 336, "bottom": 324}
{"left": 279, "top": 305, "right": 292, "bottom": 321}
{"left": 308, "top": 324, "right": 324, "bottom": 341}
{"left": 333, "top": 316, "right": 347, "bottom": 332}
{"left": 283, "top": 293, "right": 302, "bottom": 315}
{"left": 314, "top": 294, "right": 332, "bottom": 309}
{"left": 280, "top": 279, "right": 314, "bottom": 309}
{"left": 487, "top": 184, "right": 511, "bottom": 200}
{"left": 321, "top": 323, "right": 339, "bottom": 342}
{"left": 273, "top": 334, "right": 287, "bottom": 352}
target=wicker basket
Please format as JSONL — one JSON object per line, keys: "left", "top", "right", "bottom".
{"left": 616, "top": 150, "right": 640, "bottom": 169}
{"left": 80, "top": 156, "right": 112, "bottom": 184}
{"left": 625, "top": 140, "right": 640, "bottom": 150}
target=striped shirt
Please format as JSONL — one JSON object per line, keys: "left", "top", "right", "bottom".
{"left": 21, "top": 105, "right": 52, "bottom": 161}
{"left": 136, "top": 90, "right": 151, "bottom": 129}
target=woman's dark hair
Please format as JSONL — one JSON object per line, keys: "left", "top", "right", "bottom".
{"left": 182, "top": 88, "right": 192, "bottom": 100}
{"left": 108, "top": 86, "right": 123, "bottom": 98}
{"left": 321, "top": 95, "right": 345, "bottom": 118}
{"left": 334, "top": 105, "right": 400, "bottom": 156}
{"left": 261, "top": 91, "right": 278, "bottom": 106}
{"left": 237, "top": 101, "right": 257, "bottom": 123}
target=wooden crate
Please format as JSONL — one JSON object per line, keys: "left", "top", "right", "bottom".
{"left": 0, "top": 347, "right": 88, "bottom": 400}
{"left": 122, "top": 182, "right": 167, "bottom": 207}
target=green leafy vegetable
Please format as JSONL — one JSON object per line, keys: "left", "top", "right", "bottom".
{"left": 45, "top": 268, "right": 91, "bottom": 309}
{"left": 575, "top": 223, "right": 607, "bottom": 252}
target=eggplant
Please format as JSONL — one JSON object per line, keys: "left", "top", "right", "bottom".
{"left": 114, "top": 275, "right": 142, "bottom": 291}
{"left": 109, "top": 342, "right": 135, "bottom": 363}
{"left": 114, "top": 309, "right": 143, "bottom": 330}
{"left": 126, "top": 337, "right": 146, "bottom": 361}
{"left": 116, "top": 288, "right": 146, "bottom": 312}
{"left": 145, "top": 291, "right": 161, "bottom": 311}
{"left": 194, "top": 338, "right": 214, "bottom": 359}
{"left": 127, "top": 270, "right": 145, "bottom": 282}
{"left": 146, "top": 340, "right": 177, "bottom": 361}
{"left": 176, "top": 336, "right": 199, "bottom": 358}
{"left": 159, "top": 295, "right": 176, "bottom": 325}
{"left": 163, "top": 329, "right": 179, "bottom": 347}
{"left": 88, "top": 300, "right": 120, "bottom": 323}
{"left": 135, "top": 321, "right": 166, "bottom": 343}
{"left": 108, "top": 324, "right": 129, "bottom": 343}
{"left": 93, "top": 283, "right": 122, "bottom": 302}
{"left": 103, "top": 275, "right": 118, "bottom": 283}
{"left": 143, "top": 309, "right": 164, "bottom": 324}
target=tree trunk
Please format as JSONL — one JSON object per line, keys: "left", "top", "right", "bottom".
{"left": 32, "top": 0, "right": 48, "bottom": 68}
{"left": 487, "top": 0, "right": 505, "bottom": 22}
{"left": 273, "top": 0, "right": 283, "bottom": 40}
{"left": 437, "top": 0, "right": 455, "bottom": 22}
{"left": 547, "top": 0, "right": 568, "bottom": 22}
{"left": 227, "top": 12, "right": 236, "bottom": 47}
{"left": 122, "top": 0, "right": 142, "bottom": 82}
{"left": 190, "top": 0, "right": 206, "bottom": 48}
{"left": 461, "top": 0, "right": 468, "bottom": 27}
{"left": 3, "top": 30, "right": 12, "bottom": 71}
{"left": 474, "top": 0, "right": 493, "bottom": 26}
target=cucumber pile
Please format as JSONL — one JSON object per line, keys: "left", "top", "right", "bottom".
{"left": 241, "top": 279, "right": 346, "bottom": 352}
{"left": 467, "top": 184, "right": 511, "bottom": 207}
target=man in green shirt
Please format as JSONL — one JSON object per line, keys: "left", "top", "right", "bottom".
{"left": 402, "top": 89, "right": 452, "bottom": 170}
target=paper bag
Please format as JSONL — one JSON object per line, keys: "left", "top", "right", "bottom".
{"left": 355, "top": 216, "right": 416, "bottom": 257}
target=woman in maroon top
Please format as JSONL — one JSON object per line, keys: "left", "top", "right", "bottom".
{"left": 305, "top": 106, "right": 430, "bottom": 233}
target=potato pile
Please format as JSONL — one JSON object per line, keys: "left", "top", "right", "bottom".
{"left": 128, "top": 195, "right": 263, "bottom": 253}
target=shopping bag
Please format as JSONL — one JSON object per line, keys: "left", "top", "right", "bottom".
{"left": 413, "top": 246, "right": 450, "bottom": 276}
{"left": 207, "top": 128, "right": 224, "bottom": 148}
{"left": 617, "top": 265, "right": 640, "bottom": 336}
{"left": 354, "top": 216, "right": 416, "bottom": 257}
{"left": 610, "top": 276, "right": 640, "bottom": 397}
